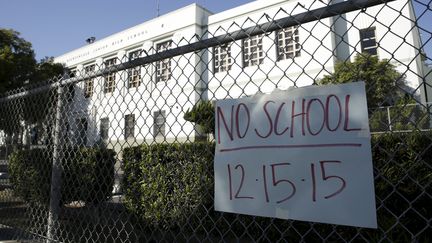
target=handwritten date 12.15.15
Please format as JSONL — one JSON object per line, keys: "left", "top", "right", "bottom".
{"left": 227, "top": 161, "right": 346, "bottom": 203}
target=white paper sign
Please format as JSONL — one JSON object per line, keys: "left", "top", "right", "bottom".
{"left": 214, "top": 82, "right": 377, "bottom": 228}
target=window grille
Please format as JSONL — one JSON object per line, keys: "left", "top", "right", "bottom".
{"left": 277, "top": 26, "right": 301, "bottom": 60}
{"left": 243, "top": 34, "right": 264, "bottom": 67}
{"left": 104, "top": 57, "right": 117, "bottom": 93}
{"left": 84, "top": 64, "right": 95, "bottom": 98}
{"left": 156, "top": 41, "right": 172, "bottom": 82}
{"left": 214, "top": 43, "right": 232, "bottom": 73}
{"left": 128, "top": 50, "right": 141, "bottom": 88}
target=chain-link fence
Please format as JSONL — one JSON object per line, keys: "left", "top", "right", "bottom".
{"left": 0, "top": 0, "right": 431, "bottom": 242}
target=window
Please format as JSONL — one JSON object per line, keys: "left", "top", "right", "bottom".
{"left": 243, "top": 34, "right": 264, "bottom": 67}
{"left": 68, "top": 68, "right": 77, "bottom": 78}
{"left": 104, "top": 57, "right": 117, "bottom": 93}
{"left": 277, "top": 26, "right": 301, "bottom": 60}
{"left": 153, "top": 110, "right": 166, "bottom": 137}
{"left": 214, "top": 43, "right": 232, "bottom": 73}
{"left": 124, "top": 114, "right": 135, "bottom": 139}
{"left": 84, "top": 64, "right": 95, "bottom": 98}
{"left": 30, "top": 126, "right": 39, "bottom": 145}
{"left": 76, "top": 118, "right": 88, "bottom": 146}
{"left": 65, "top": 84, "right": 75, "bottom": 102}
{"left": 100, "top": 117, "right": 109, "bottom": 140}
{"left": 360, "top": 27, "right": 377, "bottom": 55}
{"left": 65, "top": 69, "right": 77, "bottom": 102}
{"left": 128, "top": 50, "right": 141, "bottom": 88}
{"left": 156, "top": 41, "right": 172, "bottom": 82}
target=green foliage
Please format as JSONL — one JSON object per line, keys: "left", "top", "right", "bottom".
{"left": 389, "top": 96, "right": 430, "bottom": 131}
{"left": 8, "top": 147, "right": 116, "bottom": 205}
{"left": 319, "top": 54, "right": 430, "bottom": 132}
{"left": 122, "top": 142, "right": 214, "bottom": 228}
{"left": 121, "top": 133, "right": 430, "bottom": 241}
{"left": 0, "top": 99, "right": 22, "bottom": 135}
{"left": 0, "top": 29, "right": 65, "bottom": 92}
{"left": 184, "top": 101, "right": 215, "bottom": 135}
{"left": 372, "top": 132, "right": 432, "bottom": 195}
{"left": 8, "top": 148, "right": 51, "bottom": 204}
{"left": 0, "top": 29, "right": 36, "bottom": 93}
{"left": 33, "top": 57, "right": 64, "bottom": 82}
{"left": 320, "top": 54, "right": 402, "bottom": 107}
{"left": 369, "top": 95, "right": 430, "bottom": 132}
{"left": 370, "top": 132, "right": 431, "bottom": 242}
{"left": 0, "top": 29, "right": 65, "bottom": 137}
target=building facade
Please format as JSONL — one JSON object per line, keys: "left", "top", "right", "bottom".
{"left": 54, "top": 0, "right": 428, "bottom": 150}
{"left": 55, "top": 4, "right": 212, "bottom": 149}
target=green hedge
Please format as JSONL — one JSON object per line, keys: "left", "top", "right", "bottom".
{"left": 8, "top": 147, "right": 116, "bottom": 205}
{"left": 370, "top": 132, "right": 432, "bottom": 242}
{"left": 122, "top": 133, "right": 430, "bottom": 241}
{"left": 122, "top": 142, "right": 214, "bottom": 228}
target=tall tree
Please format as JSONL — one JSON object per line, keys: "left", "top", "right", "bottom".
{"left": 319, "top": 54, "right": 404, "bottom": 107}
{"left": 0, "top": 29, "right": 37, "bottom": 93}
{"left": 0, "top": 29, "right": 65, "bottom": 145}
{"left": 320, "top": 54, "right": 428, "bottom": 131}
{"left": 33, "top": 57, "right": 64, "bottom": 82}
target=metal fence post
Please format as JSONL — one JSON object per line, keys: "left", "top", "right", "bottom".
{"left": 46, "top": 83, "right": 64, "bottom": 243}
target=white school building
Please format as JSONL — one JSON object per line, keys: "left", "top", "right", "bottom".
{"left": 53, "top": 0, "right": 429, "bottom": 149}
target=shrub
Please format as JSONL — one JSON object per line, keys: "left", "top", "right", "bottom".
{"left": 184, "top": 100, "right": 215, "bottom": 136}
{"left": 369, "top": 96, "right": 430, "bottom": 132}
{"left": 122, "top": 142, "right": 214, "bottom": 228}
{"left": 8, "top": 146, "right": 115, "bottom": 205}
{"left": 319, "top": 54, "right": 403, "bottom": 107}
{"left": 370, "top": 132, "right": 432, "bottom": 242}
{"left": 372, "top": 132, "right": 432, "bottom": 195}
{"left": 122, "top": 132, "right": 430, "bottom": 241}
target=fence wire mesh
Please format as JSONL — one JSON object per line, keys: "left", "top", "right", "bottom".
{"left": 0, "top": 0, "right": 431, "bottom": 242}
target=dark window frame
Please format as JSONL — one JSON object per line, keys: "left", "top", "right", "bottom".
{"left": 155, "top": 40, "right": 172, "bottom": 83}
{"left": 84, "top": 64, "right": 95, "bottom": 98}
{"left": 276, "top": 26, "right": 301, "bottom": 61}
{"left": 128, "top": 50, "right": 142, "bottom": 88}
{"left": 100, "top": 117, "right": 109, "bottom": 140}
{"left": 103, "top": 57, "right": 117, "bottom": 93}
{"left": 242, "top": 34, "right": 264, "bottom": 67}
{"left": 124, "top": 114, "right": 135, "bottom": 139}
{"left": 153, "top": 110, "right": 166, "bottom": 137}
{"left": 213, "top": 43, "right": 232, "bottom": 73}
{"left": 359, "top": 27, "right": 378, "bottom": 56}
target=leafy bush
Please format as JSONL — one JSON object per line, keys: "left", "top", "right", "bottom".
{"left": 370, "top": 132, "right": 431, "bottom": 242}
{"left": 369, "top": 96, "right": 430, "bottom": 132}
{"left": 122, "top": 142, "right": 214, "bottom": 228}
{"left": 184, "top": 101, "right": 215, "bottom": 135}
{"left": 319, "top": 54, "right": 403, "bottom": 107}
{"left": 8, "top": 147, "right": 115, "bottom": 205}
{"left": 122, "top": 132, "right": 430, "bottom": 241}
{"left": 319, "top": 54, "right": 431, "bottom": 132}
{"left": 372, "top": 132, "right": 432, "bottom": 195}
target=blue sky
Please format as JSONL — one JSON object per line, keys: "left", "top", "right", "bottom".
{"left": 0, "top": 0, "right": 252, "bottom": 60}
{"left": 0, "top": 0, "right": 430, "bottom": 63}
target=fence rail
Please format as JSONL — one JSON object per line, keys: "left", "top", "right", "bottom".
{"left": 0, "top": 0, "right": 431, "bottom": 242}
